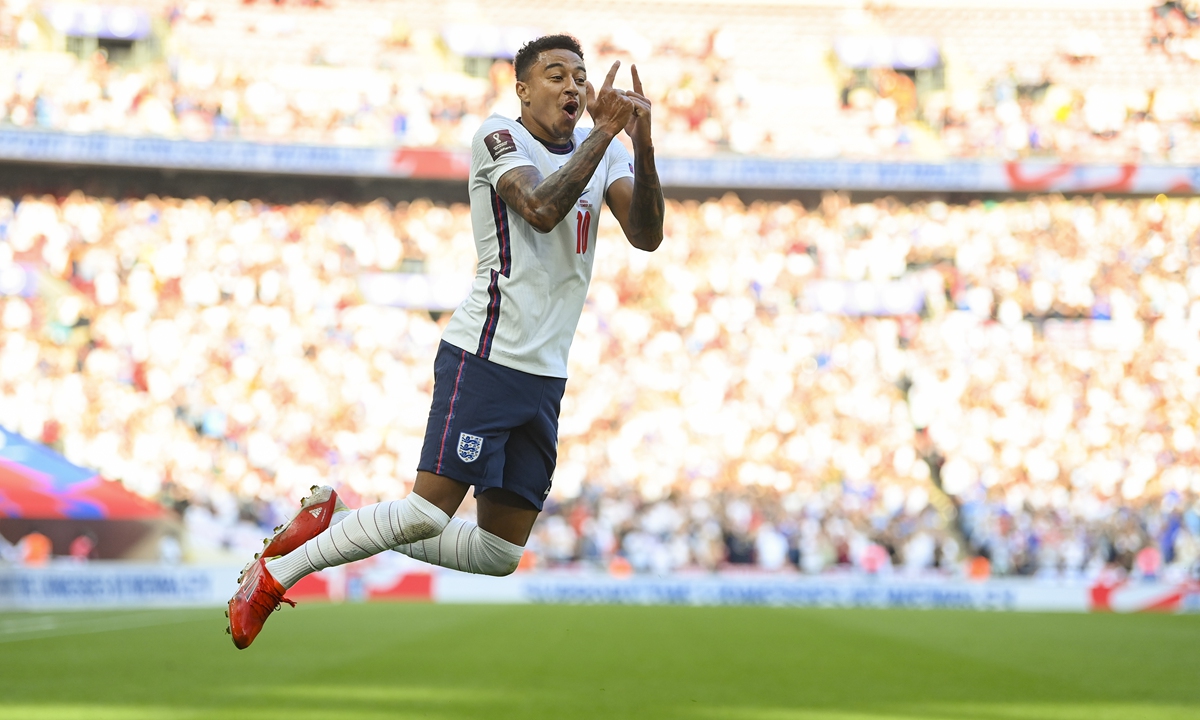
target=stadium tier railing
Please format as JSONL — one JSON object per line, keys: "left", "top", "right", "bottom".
{"left": 3, "top": 129, "right": 1200, "bottom": 193}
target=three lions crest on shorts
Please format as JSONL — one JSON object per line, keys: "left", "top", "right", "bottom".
{"left": 457, "top": 432, "right": 484, "bottom": 463}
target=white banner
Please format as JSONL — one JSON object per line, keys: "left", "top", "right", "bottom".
{"left": 435, "top": 571, "right": 1200, "bottom": 614}
{"left": 2, "top": 564, "right": 1197, "bottom": 613}
{"left": 0, "top": 563, "right": 236, "bottom": 610}
{"left": 3, "top": 129, "right": 1200, "bottom": 193}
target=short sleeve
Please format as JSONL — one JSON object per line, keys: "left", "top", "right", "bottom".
{"left": 474, "top": 120, "right": 536, "bottom": 187}
{"left": 603, "top": 139, "right": 635, "bottom": 191}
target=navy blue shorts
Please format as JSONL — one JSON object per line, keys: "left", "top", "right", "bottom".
{"left": 417, "top": 341, "right": 566, "bottom": 511}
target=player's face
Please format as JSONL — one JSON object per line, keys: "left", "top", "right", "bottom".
{"left": 516, "top": 49, "right": 586, "bottom": 141}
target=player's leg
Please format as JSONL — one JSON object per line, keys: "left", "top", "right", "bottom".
{"left": 227, "top": 490, "right": 449, "bottom": 650}
{"left": 476, "top": 486, "right": 540, "bottom": 545}
{"left": 262, "top": 474, "right": 464, "bottom": 589}
{"left": 261, "top": 343, "right": 492, "bottom": 591}
{"left": 392, "top": 375, "right": 563, "bottom": 575}
{"left": 227, "top": 343, "right": 484, "bottom": 648}
{"left": 394, "top": 488, "right": 536, "bottom": 576}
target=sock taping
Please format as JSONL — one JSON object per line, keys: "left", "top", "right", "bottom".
{"left": 266, "top": 494, "right": 449, "bottom": 588}
{"left": 393, "top": 517, "right": 524, "bottom": 577}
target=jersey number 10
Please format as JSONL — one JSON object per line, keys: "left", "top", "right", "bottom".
{"left": 575, "top": 210, "right": 591, "bottom": 255}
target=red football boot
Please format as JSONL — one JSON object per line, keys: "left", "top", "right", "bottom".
{"left": 238, "top": 486, "right": 348, "bottom": 585}
{"left": 226, "top": 557, "right": 294, "bottom": 649}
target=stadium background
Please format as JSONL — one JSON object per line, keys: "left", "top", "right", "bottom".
{"left": 2, "top": 1, "right": 1200, "bottom": 718}
{"left": 0, "top": 0, "right": 1199, "bottom": 611}
{"left": 2, "top": 0, "right": 1200, "bottom": 585}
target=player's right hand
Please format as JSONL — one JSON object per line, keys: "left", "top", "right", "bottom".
{"left": 585, "top": 61, "right": 636, "bottom": 137}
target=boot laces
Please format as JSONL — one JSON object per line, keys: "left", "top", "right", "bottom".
{"left": 248, "top": 579, "right": 296, "bottom": 615}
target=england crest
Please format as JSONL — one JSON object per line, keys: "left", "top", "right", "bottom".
{"left": 457, "top": 433, "right": 483, "bottom": 463}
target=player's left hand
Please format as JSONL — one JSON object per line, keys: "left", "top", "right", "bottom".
{"left": 624, "top": 65, "right": 652, "bottom": 148}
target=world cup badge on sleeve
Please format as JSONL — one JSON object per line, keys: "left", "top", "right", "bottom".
{"left": 457, "top": 432, "right": 484, "bottom": 463}
{"left": 484, "top": 129, "right": 516, "bottom": 160}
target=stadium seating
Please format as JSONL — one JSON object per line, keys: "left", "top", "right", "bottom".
{"left": 3, "top": 1, "right": 1200, "bottom": 160}
{"left": 0, "top": 190, "right": 1196, "bottom": 577}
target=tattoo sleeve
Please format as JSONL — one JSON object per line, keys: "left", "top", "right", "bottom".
{"left": 627, "top": 145, "right": 664, "bottom": 251}
{"left": 495, "top": 129, "right": 618, "bottom": 233}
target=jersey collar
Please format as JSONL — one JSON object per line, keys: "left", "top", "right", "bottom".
{"left": 517, "top": 118, "right": 574, "bottom": 155}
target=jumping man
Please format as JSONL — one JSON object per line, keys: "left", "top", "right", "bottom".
{"left": 227, "top": 33, "right": 664, "bottom": 648}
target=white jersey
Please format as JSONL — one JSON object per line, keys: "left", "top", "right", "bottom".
{"left": 441, "top": 114, "right": 634, "bottom": 378}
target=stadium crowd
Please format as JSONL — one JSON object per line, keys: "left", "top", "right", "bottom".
{"left": 0, "top": 188, "right": 1198, "bottom": 579}
{"left": 840, "top": 64, "right": 1200, "bottom": 162}
{"left": 1149, "top": 1, "right": 1200, "bottom": 60}
{"left": 4, "top": 1, "right": 1200, "bottom": 160}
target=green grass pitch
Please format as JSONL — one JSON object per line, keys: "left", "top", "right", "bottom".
{"left": 0, "top": 603, "right": 1197, "bottom": 719}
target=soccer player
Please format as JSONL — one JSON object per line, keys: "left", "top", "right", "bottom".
{"left": 227, "top": 33, "right": 664, "bottom": 648}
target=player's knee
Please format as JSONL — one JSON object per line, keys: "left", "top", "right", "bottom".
{"left": 490, "top": 555, "right": 521, "bottom": 577}
{"left": 475, "top": 547, "right": 521, "bottom": 576}
{"left": 390, "top": 495, "right": 451, "bottom": 546}
{"left": 408, "top": 515, "right": 446, "bottom": 543}
{"left": 474, "top": 529, "right": 524, "bottom": 576}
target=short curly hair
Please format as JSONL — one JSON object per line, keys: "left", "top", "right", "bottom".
{"left": 514, "top": 34, "right": 585, "bottom": 81}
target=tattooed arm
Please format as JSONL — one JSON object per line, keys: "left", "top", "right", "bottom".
{"left": 605, "top": 148, "right": 664, "bottom": 252}
{"left": 604, "top": 65, "right": 664, "bottom": 252}
{"left": 496, "top": 61, "right": 635, "bottom": 234}
{"left": 495, "top": 129, "right": 621, "bottom": 233}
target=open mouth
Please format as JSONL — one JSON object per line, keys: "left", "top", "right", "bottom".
{"left": 563, "top": 100, "right": 579, "bottom": 120}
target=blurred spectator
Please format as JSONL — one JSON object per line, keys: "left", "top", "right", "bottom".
{"left": 1149, "top": 2, "right": 1200, "bottom": 60}
{"left": 17, "top": 530, "right": 51, "bottom": 565}
{"left": 159, "top": 533, "right": 184, "bottom": 564}
{"left": 67, "top": 532, "right": 96, "bottom": 561}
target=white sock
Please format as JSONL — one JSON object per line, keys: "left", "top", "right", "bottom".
{"left": 266, "top": 494, "right": 449, "bottom": 588}
{"left": 392, "top": 517, "right": 524, "bottom": 577}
